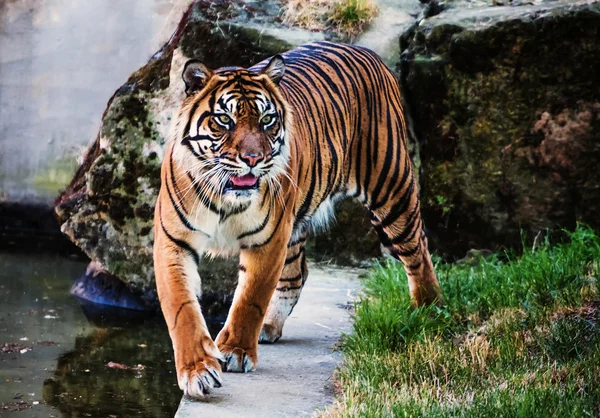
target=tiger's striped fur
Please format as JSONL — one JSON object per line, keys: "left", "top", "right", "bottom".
{"left": 154, "top": 41, "right": 443, "bottom": 398}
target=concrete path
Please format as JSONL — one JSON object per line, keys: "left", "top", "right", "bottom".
{"left": 176, "top": 265, "right": 362, "bottom": 418}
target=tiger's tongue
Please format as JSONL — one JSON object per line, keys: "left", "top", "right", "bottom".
{"left": 230, "top": 174, "right": 258, "bottom": 187}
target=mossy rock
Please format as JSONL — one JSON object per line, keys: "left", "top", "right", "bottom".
{"left": 401, "top": 0, "right": 600, "bottom": 258}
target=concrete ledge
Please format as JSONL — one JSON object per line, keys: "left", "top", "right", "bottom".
{"left": 175, "top": 265, "right": 361, "bottom": 418}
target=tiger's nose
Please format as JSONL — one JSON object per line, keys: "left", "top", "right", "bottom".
{"left": 240, "top": 152, "right": 265, "bottom": 168}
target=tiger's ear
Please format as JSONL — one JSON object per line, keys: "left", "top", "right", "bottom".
{"left": 261, "top": 55, "right": 285, "bottom": 85}
{"left": 182, "top": 60, "right": 213, "bottom": 95}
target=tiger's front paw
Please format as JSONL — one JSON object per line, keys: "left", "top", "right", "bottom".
{"left": 177, "top": 355, "right": 223, "bottom": 398}
{"left": 218, "top": 344, "right": 257, "bottom": 372}
{"left": 216, "top": 328, "right": 257, "bottom": 373}
{"left": 175, "top": 344, "right": 223, "bottom": 398}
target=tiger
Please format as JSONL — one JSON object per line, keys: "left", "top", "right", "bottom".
{"left": 153, "top": 41, "right": 443, "bottom": 399}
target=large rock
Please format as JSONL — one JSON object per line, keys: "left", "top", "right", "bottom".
{"left": 54, "top": 0, "right": 374, "bottom": 305}
{"left": 401, "top": 0, "right": 600, "bottom": 258}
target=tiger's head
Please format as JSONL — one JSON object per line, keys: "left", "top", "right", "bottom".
{"left": 172, "top": 56, "right": 291, "bottom": 207}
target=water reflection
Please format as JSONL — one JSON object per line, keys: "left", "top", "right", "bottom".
{"left": 43, "top": 321, "right": 181, "bottom": 418}
{"left": 0, "top": 252, "right": 222, "bottom": 417}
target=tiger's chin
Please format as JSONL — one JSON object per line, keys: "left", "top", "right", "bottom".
{"left": 222, "top": 189, "right": 258, "bottom": 206}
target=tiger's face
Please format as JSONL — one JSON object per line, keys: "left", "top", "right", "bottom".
{"left": 174, "top": 56, "right": 290, "bottom": 206}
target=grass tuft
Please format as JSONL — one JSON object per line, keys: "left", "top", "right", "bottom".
{"left": 281, "top": 0, "right": 378, "bottom": 41}
{"left": 328, "top": 0, "right": 378, "bottom": 40}
{"left": 323, "top": 224, "right": 600, "bottom": 417}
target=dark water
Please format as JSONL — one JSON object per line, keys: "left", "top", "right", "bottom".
{"left": 0, "top": 252, "right": 182, "bottom": 417}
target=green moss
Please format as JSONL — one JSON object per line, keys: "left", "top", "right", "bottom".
{"left": 127, "top": 52, "right": 173, "bottom": 93}
{"left": 180, "top": 21, "right": 287, "bottom": 69}
{"left": 311, "top": 199, "right": 381, "bottom": 266}
{"left": 66, "top": 91, "right": 164, "bottom": 295}
{"left": 425, "top": 24, "right": 464, "bottom": 55}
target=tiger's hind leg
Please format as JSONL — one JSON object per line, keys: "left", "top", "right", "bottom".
{"left": 369, "top": 175, "right": 443, "bottom": 306}
{"left": 259, "top": 232, "right": 308, "bottom": 343}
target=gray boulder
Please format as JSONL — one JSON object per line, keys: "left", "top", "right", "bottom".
{"left": 401, "top": 0, "right": 600, "bottom": 257}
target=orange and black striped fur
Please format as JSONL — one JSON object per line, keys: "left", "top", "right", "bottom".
{"left": 154, "top": 41, "right": 443, "bottom": 398}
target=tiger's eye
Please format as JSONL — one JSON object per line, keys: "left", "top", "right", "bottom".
{"left": 261, "top": 114, "right": 274, "bottom": 125}
{"left": 217, "top": 114, "right": 231, "bottom": 124}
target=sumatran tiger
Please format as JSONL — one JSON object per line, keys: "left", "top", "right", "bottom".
{"left": 153, "top": 41, "right": 443, "bottom": 398}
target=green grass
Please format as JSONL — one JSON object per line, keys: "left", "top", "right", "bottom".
{"left": 323, "top": 224, "right": 600, "bottom": 417}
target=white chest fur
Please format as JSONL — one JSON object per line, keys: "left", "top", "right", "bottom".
{"left": 187, "top": 189, "right": 345, "bottom": 258}
{"left": 188, "top": 197, "right": 269, "bottom": 257}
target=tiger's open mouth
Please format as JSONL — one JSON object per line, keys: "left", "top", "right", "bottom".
{"left": 226, "top": 174, "right": 259, "bottom": 191}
